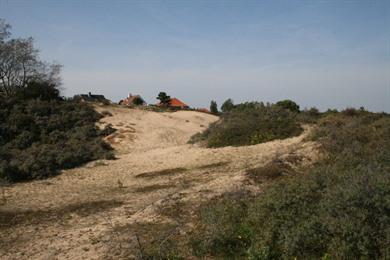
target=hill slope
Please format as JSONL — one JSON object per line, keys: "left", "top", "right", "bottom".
{"left": 0, "top": 105, "right": 318, "bottom": 259}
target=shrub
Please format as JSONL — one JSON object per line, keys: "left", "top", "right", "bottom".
{"left": 190, "top": 111, "right": 390, "bottom": 259}
{"left": 297, "top": 107, "right": 322, "bottom": 123}
{"left": 191, "top": 102, "right": 303, "bottom": 147}
{"left": 276, "top": 99, "right": 300, "bottom": 113}
{"left": 132, "top": 96, "right": 145, "bottom": 106}
{"left": 18, "top": 81, "right": 62, "bottom": 101}
{"left": 0, "top": 97, "right": 114, "bottom": 182}
{"left": 100, "top": 110, "right": 113, "bottom": 117}
{"left": 246, "top": 159, "right": 294, "bottom": 184}
{"left": 191, "top": 191, "right": 254, "bottom": 257}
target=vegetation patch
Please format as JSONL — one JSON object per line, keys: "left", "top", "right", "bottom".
{"left": 188, "top": 110, "right": 390, "bottom": 259}
{"left": 100, "top": 110, "right": 113, "bottom": 117}
{"left": 157, "top": 199, "right": 189, "bottom": 221}
{"left": 106, "top": 221, "right": 184, "bottom": 259}
{"left": 0, "top": 20, "right": 115, "bottom": 182}
{"left": 110, "top": 200, "right": 194, "bottom": 259}
{"left": 92, "top": 161, "right": 109, "bottom": 167}
{"left": 190, "top": 191, "right": 255, "bottom": 258}
{"left": 100, "top": 124, "right": 116, "bottom": 136}
{"left": 190, "top": 102, "right": 303, "bottom": 147}
{"left": 246, "top": 159, "right": 295, "bottom": 184}
{"left": 0, "top": 94, "right": 115, "bottom": 183}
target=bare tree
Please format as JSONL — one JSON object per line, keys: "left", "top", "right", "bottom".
{"left": 0, "top": 19, "right": 10, "bottom": 42}
{"left": 0, "top": 19, "right": 61, "bottom": 97}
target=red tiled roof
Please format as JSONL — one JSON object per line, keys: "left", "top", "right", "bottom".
{"left": 196, "top": 108, "right": 210, "bottom": 113}
{"left": 119, "top": 94, "right": 145, "bottom": 106}
{"left": 169, "top": 98, "right": 189, "bottom": 107}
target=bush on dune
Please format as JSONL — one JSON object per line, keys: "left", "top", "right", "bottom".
{"left": 275, "top": 99, "right": 300, "bottom": 113}
{"left": 190, "top": 110, "right": 390, "bottom": 259}
{"left": 0, "top": 85, "right": 114, "bottom": 182}
{"left": 191, "top": 102, "right": 303, "bottom": 147}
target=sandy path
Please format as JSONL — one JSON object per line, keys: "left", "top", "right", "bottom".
{"left": 0, "top": 105, "right": 317, "bottom": 259}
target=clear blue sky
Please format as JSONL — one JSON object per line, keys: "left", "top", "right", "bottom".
{"left": 1, "top": 0, "right": 389, "bottom": 111}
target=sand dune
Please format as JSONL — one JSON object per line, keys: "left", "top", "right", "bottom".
{"left": 0, "top": 105, "right": 318, "bottom": 259}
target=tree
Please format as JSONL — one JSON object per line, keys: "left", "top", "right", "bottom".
{"left": 0, "top": 19, "right": 10, "bottom": 42}
{"left": 210, "top": 100, "right": 218, "bottom": 114}
{"left": 157, "top": 92, "right": 171, "bottom": 106}
{"left": 276, "top": 100, "right": 300, "bottom": 113}
{"left": 0, "top": 19, "right": 61, "bottom": 97}
{"left": 221, "top": 98, "right": 234, "bottom": 113}
{"left": 19, "top": 81, "right": 61, "bottom": 101}
{"left": 132, "top": 96, "right": 145, "bottom": 106}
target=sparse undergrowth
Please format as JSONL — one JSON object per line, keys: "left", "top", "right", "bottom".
{"left": 134, "top": 184, "right": 176, "bottom": 193}
{"left": 246, "top": 158, "right": 297, "bottom": 184}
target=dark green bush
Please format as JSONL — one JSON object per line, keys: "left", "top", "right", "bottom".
{"left": 191, "top": 102, "right": 303, "bottom": 147}
{"left": 191, "top": 111, "right": 390, "bottom": 259}
{"left": 0, "top": 96, "right": 114, "bottom": 182}
{"left": 17, "top": 81, "right": 62, "bottom": 101}
{"left": 221, "top": 98, "right": 234, "bottom": 113}
{"left": 276, "top": 99, "right": 300, "bottom": 113}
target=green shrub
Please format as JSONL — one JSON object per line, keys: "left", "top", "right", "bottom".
{"left": 191, "top": 191, "right": 254, "bottom": 257}
{"left": 276, "top": 99, "right": 300, "bottom": 113}
{"left": 190, "top": 111, "right": 390, "bottom": 259}
{"left": 191, "top": 102, "right": 303, "bottom": 147}
{"left": 0, "top": 97, "right": 114, "bottom": 182}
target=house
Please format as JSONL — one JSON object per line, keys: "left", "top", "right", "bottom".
{"left": 119, "top": 93, "right": 146, "bottom": 106}
{"left": 158, "top": 97, "right": 189, "bottom": 109}
{"left": 75, "top": 92, "right": 110, "bottom": 103}
{"left": 170, "top": 98, "right": 189, "bottom": 108}
{"left": 196, "top": 108, "right": 210, "bottom": 113}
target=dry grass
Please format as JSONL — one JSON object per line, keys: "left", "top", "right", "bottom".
{"left": 92, "top": 161, "right": 108, "bottom": 167}
{"left": 246, "top": 159, "right": 295, "bottom": 184}
{"left": 100, "top": 110, "right": 113, "bottom": 117}
{"left": 135, "top": 167, "right": 187, "bottom": 179}
{"left": 106, "top": 221, "right": 180, "bottom": 259}
{"left": 134, "top": 184, "right": 176, "bottom": 193}
{"left": 196, "top": 161, "right": 229, "bottom": 170}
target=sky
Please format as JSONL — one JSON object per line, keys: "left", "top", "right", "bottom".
{"left": 0, "top": 0, "right": 389, "bottom": 112}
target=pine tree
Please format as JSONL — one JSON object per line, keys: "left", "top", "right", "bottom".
{"left": 157, "top": 92, "right": 171, "bottom": 106}
{"left": 210, "top": 100, "right": 218, "bottom": 114}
